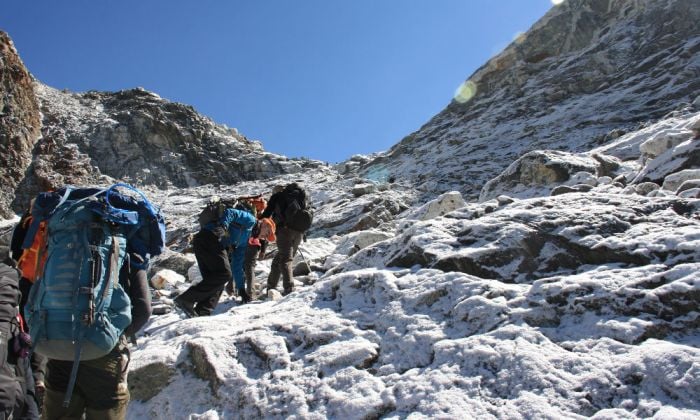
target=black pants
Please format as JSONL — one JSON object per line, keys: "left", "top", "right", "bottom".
{"left": 178, "top": 230, "right": 230, "bottom": 316}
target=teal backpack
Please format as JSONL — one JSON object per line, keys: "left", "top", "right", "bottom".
{"left": 25, "top": 195, "right": 131, "bottom": 361}
{"left": 23, "top": 183, "right": 164, "bottom": 406}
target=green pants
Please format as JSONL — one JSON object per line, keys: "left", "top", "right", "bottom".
{"left": 43, "top": 343, "right": 130, "bottom": 420}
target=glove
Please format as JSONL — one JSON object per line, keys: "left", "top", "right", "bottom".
{"left": 12, "top": 331, "right": 32, "bottom": 359}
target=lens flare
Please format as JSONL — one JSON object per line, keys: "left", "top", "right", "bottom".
{"left": 454, "top": 80, "right": 477, "bottom": 104}
{"left": 551, "top": 0, "right": 565, "bottom": 5}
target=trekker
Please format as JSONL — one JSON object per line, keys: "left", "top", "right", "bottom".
{"left": 175, "top": 201, "right": 256, "bottom": 315}
{"left": 18, "top": 184, "right": 165, "bottom": 420}
{"left": 261, "top": 183, "right": 313, "bottom": 296}
{"left": 42, "top": 252, "right": 152, "bottom": 420}
{"left": 10, "top": 204, "right": 48, "bottom": 410}
{"left": 225, "top": 195, "right": 276, "bottom": 299}
{"left": 0, "top": 260, "right": 40, "bottom": 420}
{"left": 227, "top": 216, "right": 276, "bottom": 299}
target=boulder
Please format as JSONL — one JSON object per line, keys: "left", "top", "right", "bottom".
{"left": 662, "top": 169, "right": 700, "bottom": 192}
{"left": 408, "top": 191, "right": 466, "bottom": 221}
{"left": 150, "top": 269, "right": 186, "bottom": 290}
{"left": 678, "top": 188, "right": 700, "bottom": 199}
{"left": 635, "top": 182, "right": 660, "bottom": 196}
{"left": 187, "top": 264, "right": 204, "bottom": 286}
{"left": 676, "top": 179, "right": 700, "bottom": 194}
{"left": 551, "top": 184, "right": 594, "bottom": 196}
{"left": 634, "top": 138, "right": 700, "bottom": 185}
{"left": 480, "top": 150, "right": 599, "bottom": 202}
{"left": 333, "top": 230, "right": 394, "bottom": 257}
{"left": 151, "top": 251, "right": 196, "bottom": 278}
{"left": 187, "top": 341, "right": 224, "bottom": 392}
{"left": 129, "top": 361, "right": 177, "bottom": 402}
{"left": 640, "top": 129, "right": 691, "bottom": 159}
{"left": 351, "top": 184, "right": 376, "bottom": 197}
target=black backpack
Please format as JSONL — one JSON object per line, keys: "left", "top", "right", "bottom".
{"left": 198, "top": 196, "right": 238, "bottom": 230}
{"left": 281, "top": 185, "right": 313, "bottom": 233}
{"left": 0, "top": 264, "right": 30, "bottom": 419}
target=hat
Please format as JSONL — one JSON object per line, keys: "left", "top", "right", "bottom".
{"left": 259, "top": 218, "right": 276, "bottom": 242}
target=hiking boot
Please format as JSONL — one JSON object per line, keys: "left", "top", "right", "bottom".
{"left": 239, "top": 289, "right": 251, "bottom": 304}
{"left": 174, "top": 296, "right": 196, "bottom": 318}
{"left": 195, "top": 308, "right": 211, "bottom": 317}
{"left": 282, "top": 288, "right": 294, "bottom": 296}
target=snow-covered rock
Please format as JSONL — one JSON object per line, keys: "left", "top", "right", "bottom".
{"left": 187, "top": 264, "right": 203, "bottom": 287}
{"left": 480, "top": 150, "right": 600, "bottom": 202}
{"left": 339, "top": 193, "right": 700, "bottom": 284}
{"left": 639, "top": 127, "right": 694, "bottom": 159}
{"left": 150, "top": 269, "right": 186, "bottom": 290}
{"left": 662, "top": 168, "right": 700, "bottom": 192}
{"left": 407, "top": 191, "right": 466, "bottom": 221}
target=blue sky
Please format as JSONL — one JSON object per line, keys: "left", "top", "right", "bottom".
{"left": 3, "top": 1, "right": 554, "bottom": 163}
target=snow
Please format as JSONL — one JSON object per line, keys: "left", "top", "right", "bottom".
{"left": 109, "top": 109, "right": 700, "bottom": 419}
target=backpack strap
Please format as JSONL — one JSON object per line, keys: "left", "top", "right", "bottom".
{"left": 65, "top": 228, "right": 89, "bottom": 407}
{"left": 63, "top": 340, "right": 83, "bottom": 407}
{"left": 55, "top": 186, "right": 74, "bottom": 210}
{"left": 107, "top": 236, "right": 121, "bottom": 295}
{"left": 63, "top": 232, "right": 120, "bottom": 408}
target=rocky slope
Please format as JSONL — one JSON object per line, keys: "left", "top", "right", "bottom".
{"left": 126, "top": 110, "right": 700, "bottom": 420}
{"left": 10, "top": 83, "right": 324, "bottom": 213}
{"left": 360, "top": 0, "right": 700, "bottom": 200}
{"left": 0, "top": 32, "right": 41, "bottom": 218}
{"left": 1, "top": 1, "right": 699, "bottom": 417}
{"left": 0, "top": 30, "right": 323, "bottom": 216}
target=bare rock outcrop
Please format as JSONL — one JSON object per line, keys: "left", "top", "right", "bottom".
{"left": 11, "top": 84, "right": 322, "bottom": 209}
{"left": 0, "top": 31, "right": 41, "bottom": 217}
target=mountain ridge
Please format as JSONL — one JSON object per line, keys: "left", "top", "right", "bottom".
{"left": 361, "top": 0, "right": 700, "bottom": 200}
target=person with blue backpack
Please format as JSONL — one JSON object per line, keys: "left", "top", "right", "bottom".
{"left": 20, "top": 184, "right": 165, "bottom": 419}
{"left": 175, "top": 198, "right": 257, "bottom": 316}
{"left": 42, "top": 252, "right": 151, "bottom": 419}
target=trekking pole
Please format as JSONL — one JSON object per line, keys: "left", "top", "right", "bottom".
{"left": 297, "top": 247, "right": 312, "bottom": 272}
{"left": 264, "top": 243, "right": 278, "bottom": 260}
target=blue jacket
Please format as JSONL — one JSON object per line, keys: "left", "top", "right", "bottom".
{"left": 217, "top": 208, "right": 256, "bottom": 290}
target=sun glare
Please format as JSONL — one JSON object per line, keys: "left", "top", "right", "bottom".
{"left": 551, "top": 0, "right": 565, "bottom": 5}
{"left": 454, "top": 80, "right": 477, "bottom": 104}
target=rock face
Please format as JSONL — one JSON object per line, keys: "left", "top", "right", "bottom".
{"left": 10, "top": 83, "right": 322, "bottom": 212}
{"left": 360, "top": 0, "right": 700, "bottom": 200}
{"left": 0, "top": 30, "right": 324, "bottom": 215}
{"left": 0, "top": 31, "right": 41, "bottom": 217}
